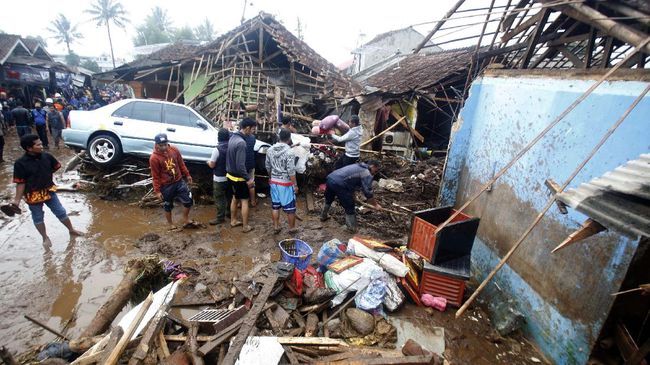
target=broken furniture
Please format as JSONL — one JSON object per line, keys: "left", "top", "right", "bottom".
{"left": 407, "top": 206, "right": 479, "bottom": 307}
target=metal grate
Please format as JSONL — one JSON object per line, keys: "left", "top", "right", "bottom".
{"left": 189, "top": 309, "right": 236, "bottom": 323}
{"left": 189, "top": 305, "right": 248, "bottom": 334}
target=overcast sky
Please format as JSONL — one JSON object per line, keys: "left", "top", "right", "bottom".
{"left": 1, "top": 0, "right": 462, "bottom": 66}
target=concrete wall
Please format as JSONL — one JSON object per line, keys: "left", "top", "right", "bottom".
{"left": 357, "top": 29, "right": 426, "bottom": 72}
{"left": 439, "top": 70, "right": 650, "bottom": 364}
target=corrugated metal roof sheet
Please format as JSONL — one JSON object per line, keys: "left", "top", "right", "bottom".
{"left": 558, "top": 154, "right": 650, "bottom": 238}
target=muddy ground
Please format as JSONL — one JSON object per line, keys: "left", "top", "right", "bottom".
{"left": 0, "top": 132, "right": 548, "bottom": 364}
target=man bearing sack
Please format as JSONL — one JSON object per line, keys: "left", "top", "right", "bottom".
{"left": 149, "top": 133, "right": 193, "bottom": 228}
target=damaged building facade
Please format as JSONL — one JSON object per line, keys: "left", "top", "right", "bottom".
{"left": 427, "top": 0, "right": 650, "bottom": 364}
{"left": 96, "top": 13, "right": 358, "bottom": 137}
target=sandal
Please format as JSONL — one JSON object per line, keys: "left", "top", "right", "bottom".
{"left": 230, "top": 221, "right": 243, "bottom": 228}
{"left": 242, "top": 225, "right": 254, "bottom": 233}
{"left": 273, "top": 227, "right": 282, "bottom": 234}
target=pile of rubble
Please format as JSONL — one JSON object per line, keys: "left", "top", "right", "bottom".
{"left": 15, "top": 233, "right": 452, "bottom": 365}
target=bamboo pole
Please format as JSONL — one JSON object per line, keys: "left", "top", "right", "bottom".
{"left": 414, "top": 0, "right": 467, "bottom": 53}
{"left": 456, "top": 81, "right": 650, "bottom": 318}
{"left": 435, "top": 36, "right": 650, "bottom": 238}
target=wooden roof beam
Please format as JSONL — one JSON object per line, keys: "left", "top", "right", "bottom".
{"left": 521, "top": 8, "right": 551, "bottom": 68}
{"left": 539, "top": 0, "right": 650, "bottom": 54}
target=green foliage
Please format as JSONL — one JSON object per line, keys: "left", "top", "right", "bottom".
{"left": 85, "top": 0, "right": 129, "bottom": 68}
{"left": 133, "top": 6, "right": 173, "bottom": 46}
{"left": 48, "top": 14, "right": 82, "bottom": 53}
{"left": 194, "top": 18, "right": 216, "bottom": 42}
{"left": 172, "top": 26, "right": 196, "bottom": 42}
{"left": 65, "top": 52, "right": 81, "bottom": 67}
{"left": 81, "top": 59, "right": 101, "bottom": 73}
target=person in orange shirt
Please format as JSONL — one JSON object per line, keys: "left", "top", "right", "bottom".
{"left": 149, "top": 133, "right": 194, "bottom": 228}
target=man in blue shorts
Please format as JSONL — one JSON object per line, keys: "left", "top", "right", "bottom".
{"left": 265, "top": 128, "right": 298, "bottom": 234}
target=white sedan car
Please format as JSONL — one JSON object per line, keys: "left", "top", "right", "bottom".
{"left": 62, "top": 99, "right": 270, "bottom": 167}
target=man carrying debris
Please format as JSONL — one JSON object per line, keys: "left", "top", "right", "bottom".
{"left": 11, "top": 134, "right": 84, "bottom": 244}
{"left": 149, "top": 133, "right": 194, "bottom": 228}
{"left": 331, "top": 115, "right": 363, "bottom": 169}
{"left": 321, "top": 160, "right": 381, "bottom": 232}
{"left": 226, "top": 118, "right": 257, "bottom": 233}
{"left": 207, "top": 128, "right": 231, "bottom": 225}
{"left": 266, "top": 128, "right": 299, "bottom": 234}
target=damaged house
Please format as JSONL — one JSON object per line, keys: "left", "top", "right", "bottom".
{"left": 408, "top": 0, "right": 650, "bottom": 364}
{"left": 96, "top": 12, "right": 359, "bottom": 136}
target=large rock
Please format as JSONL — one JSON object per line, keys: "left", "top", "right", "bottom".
{"left": 345, "top": 308, "right": 375, "bottom": 336}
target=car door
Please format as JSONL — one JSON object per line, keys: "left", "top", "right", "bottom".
{"left": 162, "top": 103, "right": 217, "bottom": 162}
{"left": 112, "top": 101, "right": 163, "bottom": 157}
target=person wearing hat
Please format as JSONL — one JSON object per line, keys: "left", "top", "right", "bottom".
{"left": 207, "top": 128, "right": 232, "bottom": 225}
{"left": 320, "top": 160, "right": 381, "bottom": 233}
{"left": 149, "top": 133, "right": 194, "bottom": 228}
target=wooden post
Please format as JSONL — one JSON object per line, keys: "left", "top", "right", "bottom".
{"left": 360, "top": 117, "right": 406, "bottom": 148}
{"left": 520, "top": 8, "right": 551, "bottom": 68}
{"left": 104, "top": 293, "right": 154, "bottom": 365}
{"left": 584, "top": 27, "right": 597, "bottom": 68}
{"left": 165, "top": 66, "right": 174, "bottom": 101}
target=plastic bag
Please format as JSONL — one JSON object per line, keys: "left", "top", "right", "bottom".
{"left": 326, "top": 258, "right": 383, "bottom": 306}
{"left": 384, "top": 275, "right": 406, "bottom": 312}
{"left": 355, "top": 270, "right": 388, "bottom": 311}
{"left": 316, "top": 239, "right": 346, "bottom": 272}
{"left": 347, "top": 238, "right": 408, "bottom": 277}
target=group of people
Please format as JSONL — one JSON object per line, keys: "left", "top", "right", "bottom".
{"left": 149, "top": 114, "right": 381, "bottom": 235}
{"left": 8, "top": 112, "right": 381, "bottom": 245}
{"left": 0, "top": 87, "right": 127, "bottom": 163}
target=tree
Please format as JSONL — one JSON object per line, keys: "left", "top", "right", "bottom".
{"left": 81, "top": 59, "right": 101, "bottom": 73}
{"left": 65, "top": 52, "right": 81, "bottom": 67}
{"left": 86, "top": 0, "right": 129, "bottom": 69}
{"left": 47, "top": 14, "right": 82, "bottom": 54}
{"left": 194, "top": 18, "right": 216, "bottom": 42}
{"left": 172, "top": 26, "right": 196, "bottom": 42}
{"left": 133, "top": 6, "right": 173, "bottom": 46}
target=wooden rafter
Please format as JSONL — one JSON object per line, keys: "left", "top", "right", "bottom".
{"left": 521, "top": 8, "right": 551, "bottom": 68}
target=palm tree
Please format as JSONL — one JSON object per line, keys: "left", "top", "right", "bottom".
{"left": 85, "top": 0, "right": 128, "bottom": 69}
{"left": 194, "top": 18, "right": 216, "bottom": 42}
{"left": 48, "top": 14, "right": 83, "bottom": 54}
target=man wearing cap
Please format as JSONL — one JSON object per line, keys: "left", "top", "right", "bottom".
{"left": 149, "top": 133, "right": 194, "bottom": 228}
{"left": 331, "top": 115, "right": 363, "bottom": 169}
{"left": 320, "top": 160, "right": 381, "bottom": 233}
{"left": 226, "top": 118, "right": 257, "bottom": 233}
{"left": 266, "top": 128, "right": 299, "bottom": 234}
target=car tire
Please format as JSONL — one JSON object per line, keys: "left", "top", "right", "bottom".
{"left": 88, "top": 134, "right": 122, "bottom": 167}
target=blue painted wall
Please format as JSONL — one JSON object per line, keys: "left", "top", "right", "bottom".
{"left": 440, "top": 71, "right": 649, "bottom": 364}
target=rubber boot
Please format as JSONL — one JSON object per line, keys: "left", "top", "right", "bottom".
{"left": 320, "top": 203, "right": 331, "bottom": 222}
{"left": 345, "top": 214, "right": 357, "bottom": 233}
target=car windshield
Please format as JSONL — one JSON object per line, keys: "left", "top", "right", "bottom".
{"left": 192, "top": 107, "right": 215, "bottom": 127}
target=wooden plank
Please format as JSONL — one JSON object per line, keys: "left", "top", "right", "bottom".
{"left": 221, "top": 273, "right": 278, "bottom": 365}
{"left": 265, "top": 308, "right": 299, "bottom": 364}
{"left": 129, "top": 298, "right": 172, "bottom": 364}
{"left": 313, "top": 354, "right": 434, "bottom": 365}
{"left": 277, "top": 337, "right": 349, "bottom": 347}
{"left": 187, "top": 322, "right": 204, "bottom": 365}
{"left": 601, "top": 36, "right": 614, "bottom": 69}
{"left": 521, "top": 8, "right": 551, "bottom": 68}
{"left": 164, "top": 334, "right": 214, "bottom": 342}
{"left": 258, "top": 26, "right": 264, "bottom": 60}
{"left": 557, "top": 45, "right": 585, "bottom": 68}
{"left": 105, "top": 293, "right": 154, "bottom": 365}
{"left": 552, "top": 218, "right": 606, "bottom": 252}
{"left": 501, "top": 10, "right": 543, "bottom": 43}
{"left": 158, "top": 331, "right": 170, "bottom": 357}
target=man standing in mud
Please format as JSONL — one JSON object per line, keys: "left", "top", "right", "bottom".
{"left": 320, "top": 160, "right": 381, "bottom": 233}
{"left": 226, "top": 118, "right": 257, "bottom": 233}
{"left": 11, "top": 134, "right": 84, "bottom": 244}
{"left": 266, "top": 128, "right": 298, "bottom": 234}
{"left": 207, "top": 128, "right": 231, "bottom": 225}
{"left": 149, "top": 133, "right": 194, "bottom": 228}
